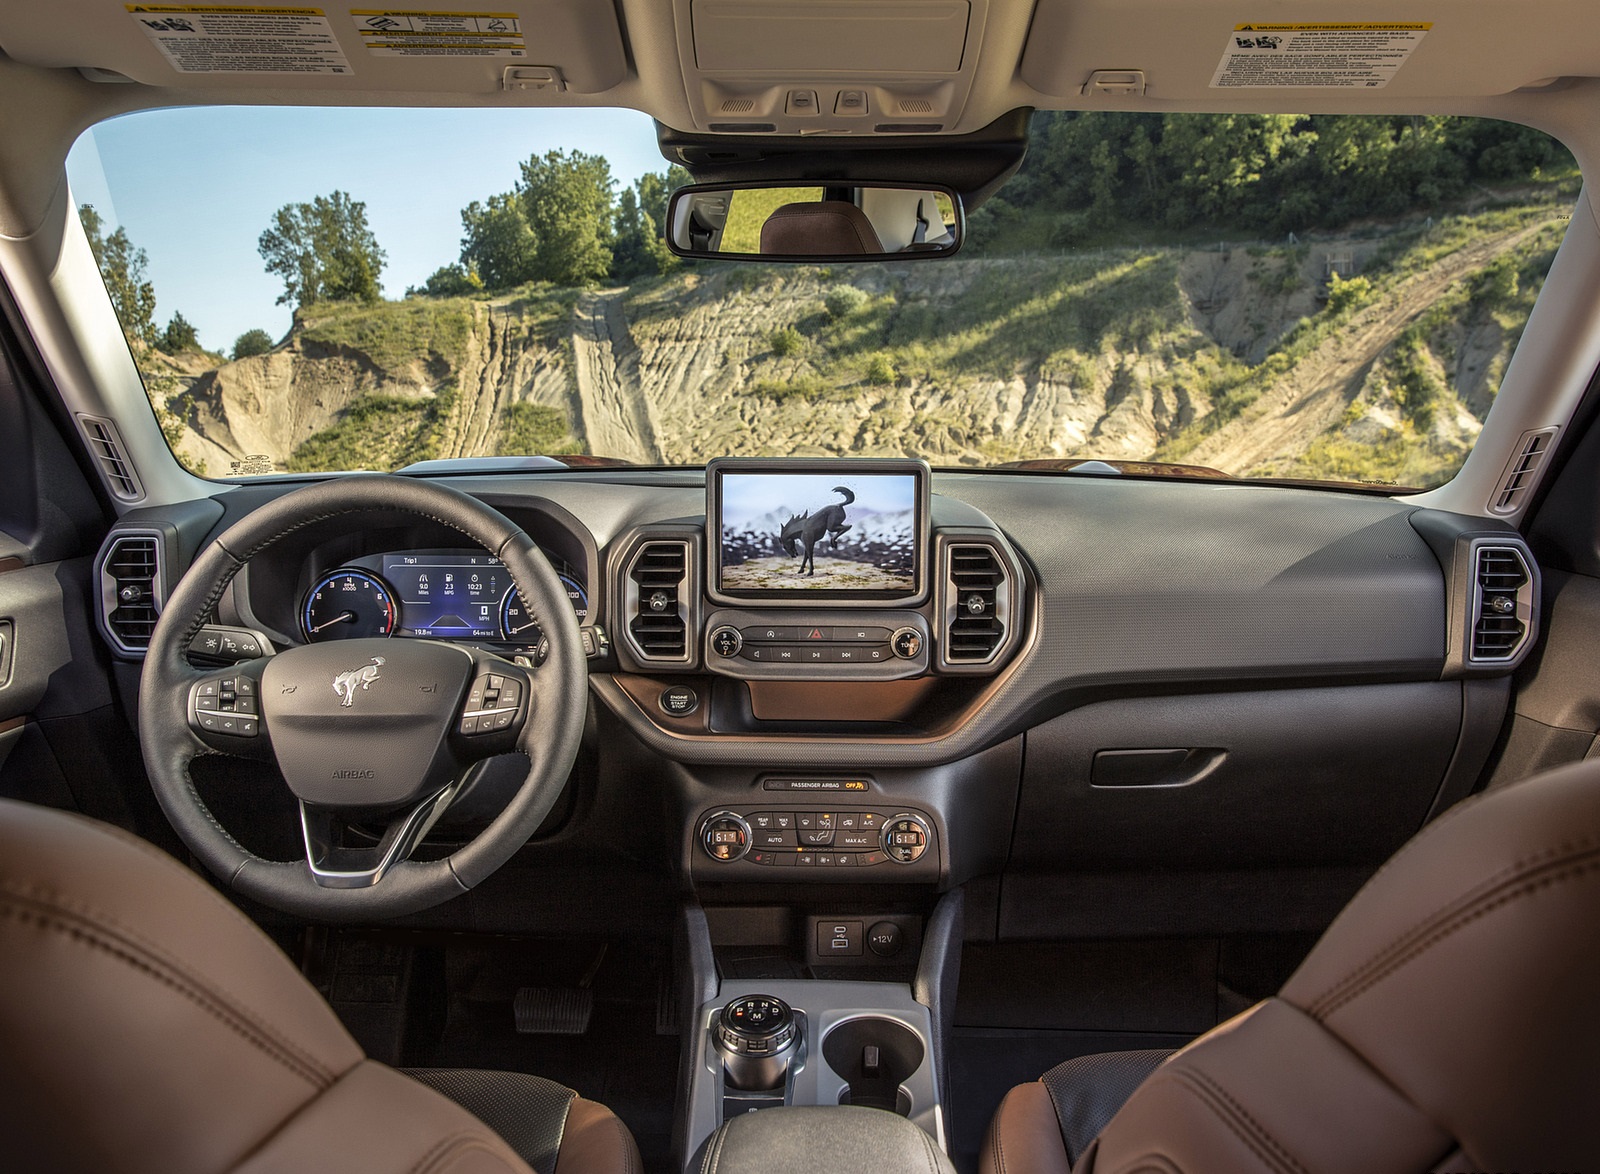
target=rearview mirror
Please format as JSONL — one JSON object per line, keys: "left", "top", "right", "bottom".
{"left": 666, "top": 182, "right": 964, "bottom": 262}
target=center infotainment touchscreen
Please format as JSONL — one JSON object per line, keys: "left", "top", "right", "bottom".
{"left": 708, "top": 458, "right": 929, "bottom": 603}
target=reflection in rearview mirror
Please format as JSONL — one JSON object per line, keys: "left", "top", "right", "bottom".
{"left": 666, "top": 183, "right": 963, "bottom": 262}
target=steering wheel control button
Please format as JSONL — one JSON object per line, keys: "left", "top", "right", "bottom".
{"left": 701, "top": 812, "right": 751, "bottom": 861}
{"left": 891, "top": 627, "right": 923, "bottom": 659}
{"left": 458, "top": 668, "right": 526, "bottom": 736}
{"left": 190, "top": 675, "right": 261, "bottom": 736}
{"left": 659, "top": 685, "right": 699, "bottom": 716}
{"left": 867, "top": 921, "right": 904, "bottom": 957}
{"left": 711, "top": 626, "right": 743, "bottom": 658}
{"left": 883, "top": 814, "right": 931, "bottom": 864}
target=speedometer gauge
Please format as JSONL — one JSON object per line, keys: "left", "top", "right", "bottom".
{"left": 302, "top": 569, "right": 397, "bottom": 641}
{"left": 500, "top": 573, "right": 589, "bottom": 644}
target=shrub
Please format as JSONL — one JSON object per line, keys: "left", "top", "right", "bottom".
{"left": 770, "top": 326, "right": 803, "bottom": 356}
{"left": 824, "top": 284, "right": 869, "bottom": 319}
{"left": 231, "top": 328, "right": 274, "bottom": 360}
{"left": 864, "top": 354, "right": 897, "bottom": 385}
{"left": 155, "top": 311, "right": 199, "bottom": 354}
{"left": 1325, "top": 271, "right": 1375, "bottom": 315}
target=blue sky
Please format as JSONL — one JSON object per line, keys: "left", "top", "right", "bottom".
{"left": 720, "top": 473, "right": 918, "bottom": 531}
{"left": 66, "top": 105, "right": 665, "bottom": 352}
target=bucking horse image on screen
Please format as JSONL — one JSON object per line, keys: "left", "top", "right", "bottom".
{"left": 778, "top": 486, "right": 854, "bottom": 576}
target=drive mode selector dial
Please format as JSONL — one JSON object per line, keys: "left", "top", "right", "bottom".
{"left": 701, "top": 811, "right": 751, "bottom": 861}
{"left": 882, "top": 812, "right": 931, "bottom": 864}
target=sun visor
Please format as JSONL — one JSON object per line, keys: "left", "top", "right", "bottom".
{"left": 1021, "top": 0, "right": 1600, "bottom": 100}
{"left": 678, "top": 0, "right": 987, "bottom": 135}
{"left": 0, "top": 0, "right": 627, "bottom": 94}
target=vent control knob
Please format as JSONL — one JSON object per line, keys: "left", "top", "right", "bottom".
{"left": 119, "top": 585, "right": 145, "bottom": 603}
{"left": 1488, "top": 595, "right": 1516, "bottom": 615}
{"left": 647, "top": 590, "right": 672, "bottom": 613}
{"left": 711, "top": 626, "right": 743, "bottom": 658}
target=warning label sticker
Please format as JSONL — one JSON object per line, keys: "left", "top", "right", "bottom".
{"left": 350, "top": 10, "right": 526, "bottom": 57}
{"left": 1211, "top": 23, "right": 1432, "bottom": 89}
{"left": 126, "top": 6, "right": 352, "bottom": 74}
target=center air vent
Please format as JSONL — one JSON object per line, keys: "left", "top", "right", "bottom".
{"left": 943, "top": 543, "right": 1008, "bottom": 664}
{"left": 1469, "top": 544, "right": 1533, "bottom": 663}
{"left": 626, "top": 540, "right": 692, "bottom": 663}
{"left": 98, "top": 532, "right": 164, "bottom": 655}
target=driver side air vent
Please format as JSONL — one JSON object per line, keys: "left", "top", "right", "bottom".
{"left": 1470, "top": 545, "right": 1533, "bottom": 663}
{"left": 98, "top": 532, "right": 164, "bottom": 655}
{"left": 626, "top": 540, "right": 691, "bottom": 662}
{"left": 944, "top": 544, "right": 1007, "bottom": 663}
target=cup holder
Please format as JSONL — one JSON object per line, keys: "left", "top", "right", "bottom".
{"left": 821, "top": 1016, "right": 924, "bottom": 1116}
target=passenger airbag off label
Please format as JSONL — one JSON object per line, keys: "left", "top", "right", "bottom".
{"left": 1211, "top": 23, "right": 1432, "bottom": 89}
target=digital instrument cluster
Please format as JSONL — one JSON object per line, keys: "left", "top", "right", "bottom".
{"left": 300, "top": 549, "right": 587, "bottom": 645}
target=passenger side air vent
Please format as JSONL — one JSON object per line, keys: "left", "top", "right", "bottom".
{"left": 98, "top": 532, "right": 164, "bottom": 654}
{"left": 626, "top": 540, "right": 691, "bottom": 662}
{"left": 1489, "top": 427, "right": 1558, "bottom": 515}
{"left": 1469, "top": 544, "right": 1533, "bottom": 663}
{"left": 944, "top": 543, "right": 1008, "bottom": 663}
{"left": 78, "top": 414, "right": 144, "bottom": 501}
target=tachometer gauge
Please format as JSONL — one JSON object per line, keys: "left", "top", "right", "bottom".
{"left": 302, "top": 569, "right": 397, "bottom": 641}
{"left": 500, "top": 573, "right": 589, "bottom": 644}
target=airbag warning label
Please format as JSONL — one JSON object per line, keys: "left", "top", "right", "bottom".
{"left": 126, "top": 6, "right": 352, "bottom": 74}
{"left": 1211, "top": 23, "right": 1431, "bottom": 89}
{"left": 350, "top": 10, "right": 527, "bottom": 57}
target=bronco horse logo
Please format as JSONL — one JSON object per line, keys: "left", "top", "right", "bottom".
{"left": 331, "top": 656, "right": 386, "bottom": 707}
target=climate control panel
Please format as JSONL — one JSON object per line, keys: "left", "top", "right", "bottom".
{"left": 696, "top": 807, "right": 935, "bottom": 878}
{"left": 702, "top": 609, "right": 930, "bottom": 681}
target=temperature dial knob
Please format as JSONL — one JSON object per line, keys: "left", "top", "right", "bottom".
{"left": 881, "top": 813, "right": 931, "bottom": 864}
{"left": 700, "top": 811, "right": 751, "bottom": 862}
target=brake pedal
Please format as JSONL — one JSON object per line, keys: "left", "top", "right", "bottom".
{"left": 513, "top": 986, "right": 593, "bottom": 1035}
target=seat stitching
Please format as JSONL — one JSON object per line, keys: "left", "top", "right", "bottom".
{"left": 1168, "top": 1069, "right": 1306, "bottom": 1174}
{"left": 1308, "top": 848, "right": 1600, "bottom": 1019}
{"left": 1302, "top": 837, "right": 1597, "bottom": 1013}
{"left": 407, "top": 1130, "right": 491, "bottom": 1174}
{"left": 0, "top": 892, "right": 336, "bottom": 1087}
{"left": 0, "top": 875, "right": 337, "bottom": 1078}
{"left": 611, "top": 1113, "right": 640, "bottom": 1174}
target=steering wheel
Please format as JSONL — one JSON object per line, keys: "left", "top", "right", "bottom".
{"left": 137, "top": 476, "right": 588, "bottom": 921}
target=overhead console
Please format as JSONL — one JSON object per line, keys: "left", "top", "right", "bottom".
{"left": 611, "top": 458, "right": 1027, "bottom": 690}
{"left": 673, "top": 0, "right": 991, "bottom": 134}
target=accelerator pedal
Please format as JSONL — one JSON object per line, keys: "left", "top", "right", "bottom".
{"left": 513, "top": 986, "right": 594, "bottom": 1035}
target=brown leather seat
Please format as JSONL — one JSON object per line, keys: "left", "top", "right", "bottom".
{"left": 760, "top": 200, "right": 884, "bottom": 255}
{"left": 981, "top": 757, "right": 1600, "bottom": 1173}
{"left": 0, "top": 798, "right": 641, "bottom": 1174}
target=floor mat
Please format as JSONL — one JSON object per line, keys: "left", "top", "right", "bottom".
{"left": 400, "top": 935, "right": 680, "bottom": 1174}
{"left": 948, "top": 1027, "right": 1193, "bottom": 1174}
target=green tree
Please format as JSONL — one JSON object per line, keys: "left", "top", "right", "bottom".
{"left": 459, "top": 194, "right": 538, "bottom": 290}
{"left": 411, "top": 263, "right": 484, "bottom": 297}
{"left": 231, "top": 328, "right": 274, "bottom": 359}
{"left": 78, "top": 204, "right": 158, "bottom": 345}
{"left": 610, "top": 186, "right": 676, "bottom": 281}
{"left": 156, "top": 310, "right": 198, "bottom": 354}
{"left": 257, "top": 191, "right": 386, "bottom": 307}
{"left": 518, "top": 149, "right": 615, "bottom": 286}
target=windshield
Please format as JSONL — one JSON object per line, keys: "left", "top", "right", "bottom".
{"left": 68, "top": 107, "right": 1576, "bottom": 487}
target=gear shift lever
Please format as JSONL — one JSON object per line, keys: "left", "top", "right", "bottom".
{"left": 714, "top": 995, "right": 798, "bottom": 1091}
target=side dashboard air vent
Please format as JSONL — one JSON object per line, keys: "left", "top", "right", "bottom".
{"left": 99, "top": 532, "right": 164, "bottom": 654}
{"left": 1490, "top": 427, "right": 1558, "bottom": 515}
{"left": 944, "top": 543, "right": 1008, "bottom": 663}
{"left": 1469, "top": 544, "right": 1533, "bottom": 663}
{"left": 626, "top": 540, "right": 691, "bottom": 662}
{"left": 78, "top": 414, "right": 144, "bottom": 501}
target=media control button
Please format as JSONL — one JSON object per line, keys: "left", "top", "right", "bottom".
{"left": 711, "top": 626, "right": 743, "bottom": 658}
{"left": 836, "top": 626, "right": 890, "bottom": 642}
{"left": 891, "top": 627, "right": 923, "bottom": 659}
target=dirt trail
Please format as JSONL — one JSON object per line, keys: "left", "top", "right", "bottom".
{"left": 1189, "top": 219, "right": 1557, "bottom": 473}
{"left": 570, "top": 289, "right": 660, "bottom": 464}
{"left": 441, "top": 302, "right": 515, "bottom": 459}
